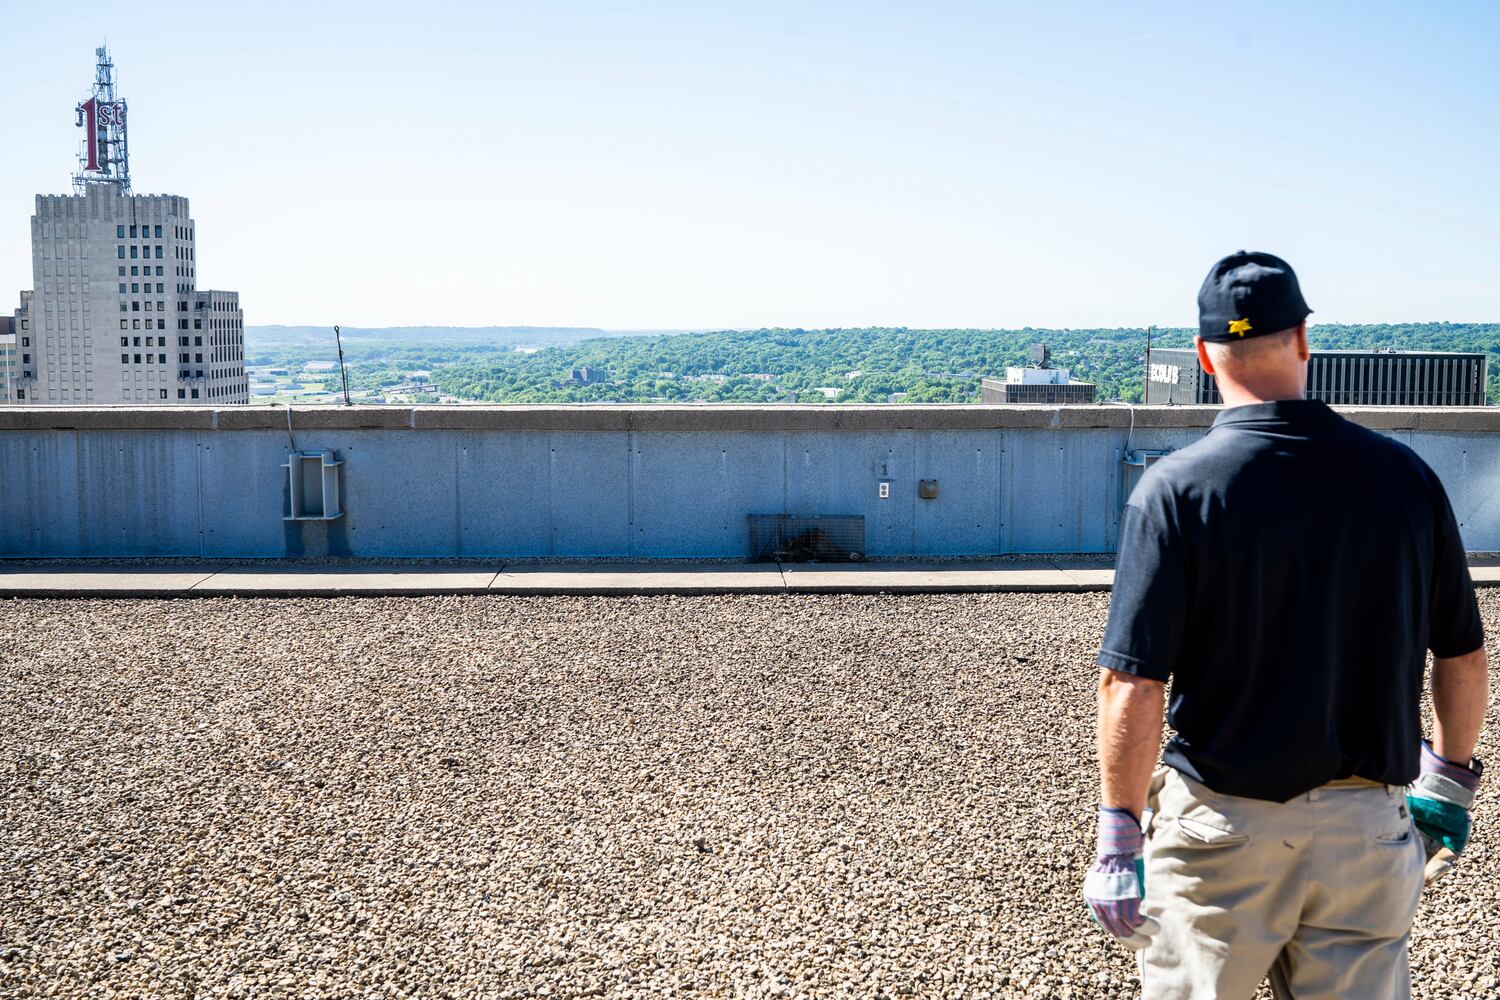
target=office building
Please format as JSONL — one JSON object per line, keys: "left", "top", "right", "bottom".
{"left": 981, "top": 343, "right": 1097, "bottom": 404}
{"left": 0, "top": 317, "right": 16, "bottom": 403}
{"left": 9, "top": 46, "right": 246, "bottom": 405}
{"left": 1146, "top": 347, "right": 1488, "bottom": 406}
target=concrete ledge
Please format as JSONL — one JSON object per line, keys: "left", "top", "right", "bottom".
{"left": 6, "top": 404, "right": 1496, "bottom": 434}
{"left": 0, "top": 565, "right": 225, "bottom": 597}
{"left": 7, "top": 559, "right": 1500, "bottom": 598}
{"left": 214, "top": 407, "right": 418, "bottom": 430}
{"left": 489, "top": 563, "right": 785, "bottom": 595}
{"left": 0, "top": 406, "right": 223, "bottom": 431}
{"left": 188, "top": 566, "right": 500, "bottom": 597}
{"left": 780, "top": 560, "right": 1107, "bottom": 593}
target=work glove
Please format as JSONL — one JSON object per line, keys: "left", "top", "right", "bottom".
{"left": 1408, "top": 740, "right": 1483, "bottom": 885}
{"left": 1083, "top": 807, "right": 1160, "bottom": 951}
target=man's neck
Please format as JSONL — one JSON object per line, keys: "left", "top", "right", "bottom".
{"left": 1217, "top": 384, "right": 1306, "bottom": 408}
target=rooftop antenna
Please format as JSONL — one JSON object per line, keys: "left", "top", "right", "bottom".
{"left": 334, "top": 325, "right": 351, "bottom": 405}
{"left": 72, "top": 44, "right": 130, "bottom": 194}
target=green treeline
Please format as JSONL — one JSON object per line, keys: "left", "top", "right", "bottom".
{"left": 424, "top": 323, "right": 1500, "bottom": 404}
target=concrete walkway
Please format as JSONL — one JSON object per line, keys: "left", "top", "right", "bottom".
{"left": 4, "top": 559, "right": 1500, "bottom": 597}
{"left": 0, "top": 561, "right": 1113, "bottom": 597}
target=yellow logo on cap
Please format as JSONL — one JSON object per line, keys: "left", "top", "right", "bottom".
{"left": 1228, "top": 318, "right": 1253, "bottom": 336}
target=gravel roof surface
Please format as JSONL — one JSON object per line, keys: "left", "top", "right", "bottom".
{"left": 2, "top": 592, "right": 1497, "bottom": 999}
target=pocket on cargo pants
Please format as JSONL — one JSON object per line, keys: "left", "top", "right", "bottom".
{"left": 1139, "top": 769, "right": 1300, "bottom": 1000}
{"left": 1268, "top": 787, "right": 1422, "bottom": 1000}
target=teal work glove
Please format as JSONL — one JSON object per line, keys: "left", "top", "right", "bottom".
{"left": 1408, "top": 740, "right": 1482, "bottom": 883}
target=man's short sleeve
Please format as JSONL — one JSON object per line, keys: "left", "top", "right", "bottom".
{"left": 1097, "top": 497, "right": 1191, "bottom": 682}
{"left": 1427, "top": 473, "right": 1484, "bottom": 658}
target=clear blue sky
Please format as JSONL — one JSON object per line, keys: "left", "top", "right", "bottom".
{"left": 2, "top": 1, "right": 1496, "bottom": 329}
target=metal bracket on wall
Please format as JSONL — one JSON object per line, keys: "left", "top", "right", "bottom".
{"left": 1119, "top": 449, "right": 1171, "bottom": 510}
{"left": 284, "top": 450, "right": 344, "bottom": 521}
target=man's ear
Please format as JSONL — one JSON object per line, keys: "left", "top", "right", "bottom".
{"left": 1294, "top": 321, "right": 1310, "bottom": 362}
{"left": 1195, "top": 335, "right": 1215, "bottom": 375}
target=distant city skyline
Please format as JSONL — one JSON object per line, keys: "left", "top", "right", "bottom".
{"left": 3, "top": 1, "right": 1497, "bottom": 330}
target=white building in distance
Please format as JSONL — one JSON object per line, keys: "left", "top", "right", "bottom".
{"left": 9, "top": 46, "right": 246, "bottom": 405}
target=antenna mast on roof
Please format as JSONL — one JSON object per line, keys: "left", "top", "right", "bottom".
{"left": 334, "top": 325, "right": 351, "bottom": 405}
{"left": 72, "top": 45, "right": 130, "bottom": 194}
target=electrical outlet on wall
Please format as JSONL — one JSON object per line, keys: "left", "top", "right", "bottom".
{"left": 878, "top": 480, "right": 892, "bottom": 499}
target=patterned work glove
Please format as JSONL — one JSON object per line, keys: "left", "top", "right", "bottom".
{"left": 1408, "top": 740, "right": 1483, "bottom": 884}
{"left": 1083, "top": 807, "right": 1160, "bottom": 951}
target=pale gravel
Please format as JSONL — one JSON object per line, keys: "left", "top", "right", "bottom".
{"left": 1, "top": 592, "right": 1496, "bottom": 999}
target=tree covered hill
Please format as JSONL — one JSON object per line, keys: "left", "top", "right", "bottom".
{"left": 429, "top": 323, "right": 1500, "bottom": 404}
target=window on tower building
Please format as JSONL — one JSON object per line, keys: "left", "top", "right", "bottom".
{"left": 121, "top": 354, "right": 129, "bottom": 365}
{"left": 177, "top": 389, "right": 185, "bottom": 399}
{"left": 117, "top": 225, "right": 125, "bottom": 238}
{"left": 132, "top": 302, "right": 139, "bottom": 312}
{"left": 117, "top": 246, "right": 125, "bottom": 259}
{"left": 120, "top": 336, "right": 127, "bottom": 345}
{"left": 134, "top": 354, "right": 141, "bottom": 364}
{"left": 119, "top": 283, "right": 126, "bottom": 293}
{"left": 117, "top": 266, "right": 125, "bottom": 277}
{"left": 120, "top": 323, "right": 127, "bottom": 332}
{"left": 131, "top": 283, "right": 139, "bottom": 293}
{"left": 129, "top": 225, "right": 137, "bottom": 238}
{"left": 191, "top": 389, "right": 199, "bottom": 398}
{"left": 155, "top": 246, "right": 162, "bottom": 258}
{"left": 154, "top": 226, "right": 163, "bottom": 238}
{"left": 129, "top": 246, "right": 137, "bottom": 259}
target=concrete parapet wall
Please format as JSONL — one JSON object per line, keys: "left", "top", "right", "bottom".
{"left": 4, "top": 405, "right": 1499, "bottom": 559}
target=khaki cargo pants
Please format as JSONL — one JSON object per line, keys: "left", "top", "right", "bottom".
{"left": 1139, "top": 766, "right": 1425, "bottom": 999}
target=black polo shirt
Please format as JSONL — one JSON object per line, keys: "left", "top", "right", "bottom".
{"left": 1098, "top": 399, "right": 1483, "bottom": 802}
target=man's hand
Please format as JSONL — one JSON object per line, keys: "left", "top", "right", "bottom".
{"left": 1090, "top": 670, "right": 1166, "bottom": 948}
{"left": 1421, "top": 645, "right": 1488, "bottom": 883}
{"left": 1409, "top": 740, "right": 1482, "bottom": 883}
{"left": 1083, "top": 807, "right": 1159, "bottom": 950}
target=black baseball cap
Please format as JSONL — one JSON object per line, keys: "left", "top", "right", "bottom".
{"left": 1197, "top": 251, "right": 1312, "bottom": 343}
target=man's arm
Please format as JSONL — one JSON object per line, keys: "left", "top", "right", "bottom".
{"left": 1097, "top": 668, "right": 1167, "bottom": 819}
{"left": 1432, "top": 646, "right": 1489, "bottom": 765}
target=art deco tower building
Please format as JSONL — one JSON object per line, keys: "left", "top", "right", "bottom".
{"left": 11, "top": 46, "right": 247, "bottom": 404}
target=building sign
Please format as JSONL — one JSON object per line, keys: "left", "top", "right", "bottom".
{"left": 1149, "top": 362, "right": 1181, "bottom": 385}
{"left": 74, "top": 97, "right": 125, "bottom": 172}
